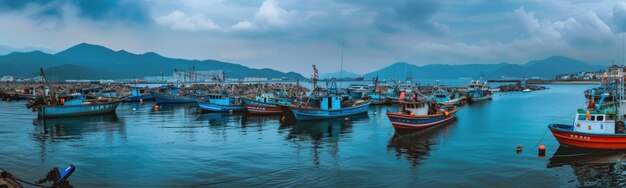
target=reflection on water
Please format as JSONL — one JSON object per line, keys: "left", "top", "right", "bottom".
{"left": 33, "top": 113, "right": 124, "bottom": 140}
{"left": 548, "top": 146, "right": 626, "bottom": 187}
{"left": 387, "top": 121, "right": 456, "bottom": 167}
{"left": 284, "top": 113, "right": 368, "bottom": 166}
{"left": 5, "top": 85, "right": 625, "bottom": 187}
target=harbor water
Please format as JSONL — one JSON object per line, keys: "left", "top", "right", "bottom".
{"left": 1, "top": 85, "right": 622, "bottom": 187}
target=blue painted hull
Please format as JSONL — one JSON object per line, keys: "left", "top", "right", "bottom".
{"left": 287, "top": 101, "right": 371, "bottom": 121}
{"left": 125, "top": 95, "right": 155, "bottom": 102}
{"left": 197, "top": 101, "right": 244, "bottom": 112}
{"left": 39, "top": 101, "right": 121, "bottom": 118}
{"left": 241, "top": 98, "right": 279, "bottom": 107}
{"left": 151, "top": 92, "right": 197, "bottom": 103}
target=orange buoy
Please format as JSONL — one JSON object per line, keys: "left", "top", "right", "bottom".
{"left": 60, "top": 98, "right": 65, "bottom": 105}
{"left": 154, "top": 105, "right": 160, "bottom": 111}
{"left": 443, "top": 111, "right": 450, "bottom": 117}
{"left": 538, "top": 144, "right": 546, "bottom": 156}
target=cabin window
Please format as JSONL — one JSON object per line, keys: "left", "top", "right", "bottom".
{"left": 578, "top": 115, "right": 586, "bottom": 120}
{"left": 328, "top": 97, "right": 332, "bottom": 109}
{"left": 597, "top": 116, "right": 604, "bottom": 121}
{"left": 590, "top": 116, "right": 596, "bottom": 121}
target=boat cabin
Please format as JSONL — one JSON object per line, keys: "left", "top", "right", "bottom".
{"left": 319, "top": 96, "right": 341, "bottom": 110}
{"left": 574, "top": 108, "right": 621, "bottom": 134}
{"left": 399, "top": 101, "right": 428, "bottom": 116}
{"left": 204, "top": 94, "right": 231, "bottom": 105}
{"left": 432, "top": 89, "right": 452, "bottom": 103}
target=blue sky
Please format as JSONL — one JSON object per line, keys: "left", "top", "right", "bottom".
{"left": 0, "top": 0, "right": 624, "bottom": 75}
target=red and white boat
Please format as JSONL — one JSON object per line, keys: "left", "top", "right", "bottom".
{"left": 386, "top": 101, "right": 459, "bottom": 134}
{"left": 549, "top": 80, "right": 626, "bottom": 149}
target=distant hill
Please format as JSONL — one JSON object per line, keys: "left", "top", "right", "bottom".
{"left": 364, "top": 56, "right": 606, "bottom": 80}
{"left": 0, "top": 43, "right": 306, "bottom": 80}
{"left": 319, "top": 70, "right": 360, "bottom": 79}
{"left": 42, "top": 64, "right": 116, "bottom": 81}
{"left": 0, "top": 51, "right": 71, "bottom": 77}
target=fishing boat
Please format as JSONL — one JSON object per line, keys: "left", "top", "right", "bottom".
{"left": 151, "top": 91, "right": 197, "bottom": 103}
{"left": 431, "top": 87, "right": 463, "bottom": 105}
{"left": 386, "top": 100, "right": 458, "bottom": 134}
{"left": 242, "top": 94, "right": 293, "bottom": 115}
{"left": 280, "top": 96, "right": 371, "bottom": 121}
{"left": 548, "top": 99, "right": 626, "bottom": 149}
{"left": 548, "top": 71, "right": 626, "bottom": 149}
{"left": 197, "top": 94, "right": 244, "bottom": 112}
{"left": 27, "top": 69, "right": 121, "bottom": 118}
{"left": 467, "top": 80, "right": 492, "bottom": 103}
{"left": 280, "top": 66, "right": 371, "bottom": 122}
{"left": 125, "top": 87, "right": 154, "bottom": 102}
{"left": 347, "top": 84, "right": 369, "bottom": 99}
{"left": 37, "top": 96, "right": 121, "bottom": 118}
{"left": 367, "top": 76, "right": 392, "bottom": 105}
{"left": 389, "top": 80, "right": 415, "bottom": 103}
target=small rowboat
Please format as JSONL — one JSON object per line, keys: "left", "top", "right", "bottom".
{"left": 386, "top": 101, "right": 458, "bottom": 134}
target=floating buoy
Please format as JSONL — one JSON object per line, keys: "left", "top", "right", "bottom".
{"left": 344, "top": 117, "right": 349, "bottom": 121}
{"left": 373, "top": 111, "right": 377, "bottom": 115}
{"left": 538, "top": 144, "right": 546, "bottom": 156}
{"left": 229, "top": 110, "right": 233, "bottom": 114}
{"left": 516, "top": 144, "right": 522, "bottom": 154}
{"left": 154, "top": 105, "right": 160, "bottom": 111}
{"left": 281, "top": 116, "right": 286, "bottom": 122}
{"left": 132, "top": 107, "right": 136, "bottom": 111}
{"left": 139, "top": 99, "right": 143, "bottom": 103}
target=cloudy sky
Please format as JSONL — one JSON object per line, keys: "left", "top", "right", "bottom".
{"left": 0, "top": 0, "right": 625, "bottom": 75}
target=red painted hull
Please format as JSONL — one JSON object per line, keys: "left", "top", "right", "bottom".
{"left": 244, "top": 104, "right": 282, "bottom": 115}
{"left": 549, "top": 124, "right": 626, "bottom": 149}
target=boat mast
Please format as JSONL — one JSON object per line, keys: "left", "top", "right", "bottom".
{"left": 340, "top": 38, "right": 344, "bottom": 90}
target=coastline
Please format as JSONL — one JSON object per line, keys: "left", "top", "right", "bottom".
{"left": 526, "top": 80, "right": 599, "bottom": 85}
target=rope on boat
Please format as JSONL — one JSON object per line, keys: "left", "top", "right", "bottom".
{"left": 531, "top": 128, "right": 550, "bottom": 150}
{"left": 0, "top": 168, "right": 51, "bottom": 188}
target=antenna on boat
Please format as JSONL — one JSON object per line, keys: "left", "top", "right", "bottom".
{"left": 340, "top": 37, "right": 344, "bottom": 90}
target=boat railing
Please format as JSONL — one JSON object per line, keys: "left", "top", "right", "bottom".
{"left": 550, "top": 118, "right": 574, "bottom": 125}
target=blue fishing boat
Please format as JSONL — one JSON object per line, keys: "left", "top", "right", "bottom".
{"left": 467, "top": 80, "right": 492, "bottom": 103}
{"left": 125, "top": 88, "right": 154, "bottom": 102}
{"left": 386, "top": 101, "right": 458, "bottom": 134}
{"left": 197, "top": 94, "right": 244, "bottom": 112}
{"left": 151, "top": 91, "right": 197, "bottom": 104}
{"left": 38, "top": 96, "right": 121, "bottom": 118}
{"left": 431, "top": 87, "right": 463, "bottom": 105}
{"left": 281, "top": 96, "right": 371, "bottom": 121}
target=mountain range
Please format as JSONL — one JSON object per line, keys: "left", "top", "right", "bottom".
{"left": 0, "top": 43, "right": 609, "bottom": 81}
{"left": 363, "top": 56, "right": 606, "bottom": 80}
{"left": 0, "top": 43, "right": 307, "bottom": 81}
